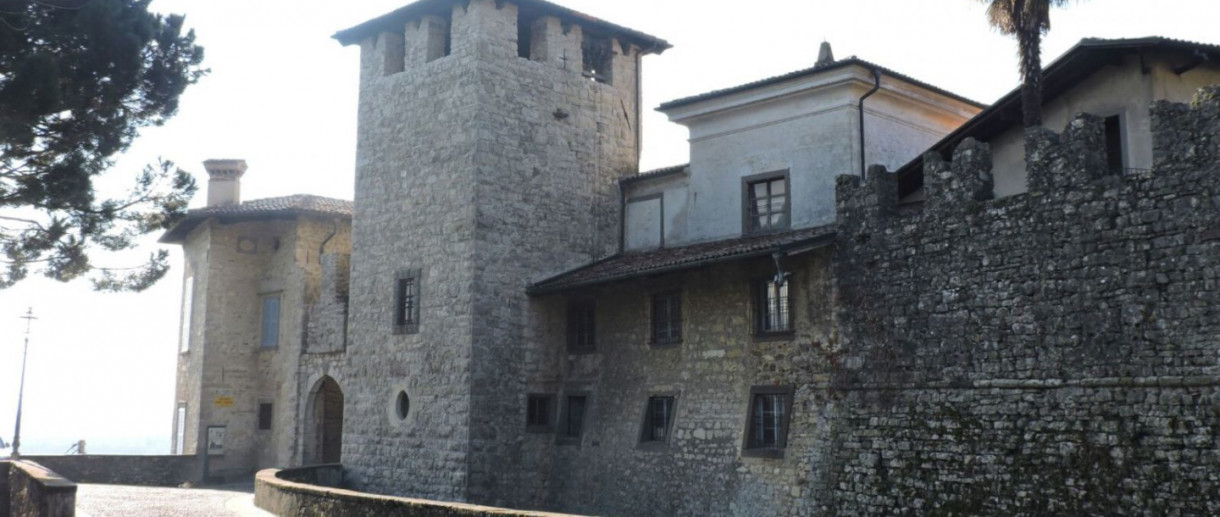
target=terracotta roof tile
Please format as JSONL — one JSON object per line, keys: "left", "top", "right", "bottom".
{"left": 529, "top": 225, "right": 835, "bottom": 294}
{"left": 160, "top": 194, "right": 352, "bottom": 243}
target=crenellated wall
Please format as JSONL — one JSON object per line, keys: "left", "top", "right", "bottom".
{"left": 829, "top": 85, "right": 1220, "bottom": 515}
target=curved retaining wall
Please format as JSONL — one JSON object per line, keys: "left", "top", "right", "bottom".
{"left": 255, "top": 466, "right": 585, "bottom": 517}
{"left": 2, "top": 460, "right": 77, "bottom": 517}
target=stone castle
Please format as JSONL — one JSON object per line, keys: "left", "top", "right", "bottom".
{"left": 160, "top": 0, "right": 1220, "bottom": 514}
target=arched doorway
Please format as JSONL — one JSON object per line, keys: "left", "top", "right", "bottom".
{"left": 307, "top": 376, "right": 344, "bottom": 464}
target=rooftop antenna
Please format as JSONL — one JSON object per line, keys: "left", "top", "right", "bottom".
{"left": 11, "top": 307, "right": 37, "bottom": 459}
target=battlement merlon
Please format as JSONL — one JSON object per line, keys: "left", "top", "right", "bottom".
{"left": 335, "top": 0, "right": 670, "bottom": 79}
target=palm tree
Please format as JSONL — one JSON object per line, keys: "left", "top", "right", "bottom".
{"left": 978, "top": 0, "right": 1071, "bottom": 128}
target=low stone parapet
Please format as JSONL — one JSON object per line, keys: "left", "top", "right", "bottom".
{"left": 21, "top": 455, "right": 200, "bottom": 487}
{"left": 3, "top": 460, "right": 77, "bottom": 517}
{"left": 255, "top": 466, "right": 587, "bottom": 517}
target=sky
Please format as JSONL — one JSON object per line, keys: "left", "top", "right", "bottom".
{"left": 1, "top": 0, "right": 1218, "bottom": 455}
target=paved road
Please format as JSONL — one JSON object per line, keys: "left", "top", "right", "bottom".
{"left": 76, "top": 483, "right": 274, "bottom": 517}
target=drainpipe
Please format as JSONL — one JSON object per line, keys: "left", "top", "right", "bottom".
{"left": 858, "top": 68, "right": 882, "bottom": 179}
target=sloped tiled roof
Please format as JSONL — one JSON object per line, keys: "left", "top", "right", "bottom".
{"left": 334, "top": 0, "right": 671, "bottom": 53}
{"left": 658, "top": 57, "right": 985, "bottom": 112}
{"left": 893, "top": 36, "right": 1220, "bottom": 197}
{"left": 620, "top": 163, "right": 689, "bottom": 186}
{"left": 160, "top": 194, "right": 353, "bottom": 243}
{"left": 529, "top": 225, "right": 836, "bottom": 294}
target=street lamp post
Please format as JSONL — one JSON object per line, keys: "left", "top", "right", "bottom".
{"left": 12, "top": 307, "right": 36, "bottom": 459}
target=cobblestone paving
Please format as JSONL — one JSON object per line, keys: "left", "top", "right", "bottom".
{"left": 75, "top": 483, "right": 273, "bottom": 517}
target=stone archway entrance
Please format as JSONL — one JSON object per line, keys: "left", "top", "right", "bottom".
{"left": 306, "top": 376, "right": 344, "bottom": 464}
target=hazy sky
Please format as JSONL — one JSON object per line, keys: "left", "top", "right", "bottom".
{"left": 1, "top": 0, "right": 1218, "bottom": 455}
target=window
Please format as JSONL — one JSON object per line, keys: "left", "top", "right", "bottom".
{"left": 179, "top": 277, "right": 194, "bottom": 353}
{"left": 526, "top": 394, "right": 554, "bottom": 432}
{"left": 1104, "top": 115, "right": 1124, "bottom": 174}
{"left": 260, "top": 294, "right": 281, "bottom": 348}
{"left": 743, "top": 171, "right": 790, "bottom": 233}
{"left": 581, "top": 34, "right": 613, "bottom": 84}
{"left": 560, "top": 394, "right": 588, "bottom": 444}
{"left": 393, "top": 269, "right": 421, "bottom": 335}
{"left": 173, "top": 402, "right": 187, "bottom": 454}
{"left": 566, "top": 301, "right": 595, "bottom": 352}
{"left": 742, "top": 386, "right": 794, "bottom": 458}
{"left": 651, "top": 291, "right": 682, "bottom": 345}
{"left": 395, "top": 391, "right": 410, "bottom": 421}
{"left": 754, "top": 278, "right": 792, "bottom": 335}
{"left": 258, "top": 403, "right": 273, "bottom": 431}
{"left": 639, "top": 395, "right": 676, "bottom": 447}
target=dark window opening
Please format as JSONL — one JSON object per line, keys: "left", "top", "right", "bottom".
{"left": 261, "top": 295, "right": 281, "bottom": 348}
{"left": 745, "top": 173, "right": 789, "bottom": 233}
{"left": 395, "top": 391, "right": 410, "bottom": 420}
{"left": 562, "top": 395, "right": 587, "bottom": 443}
{"left": 755, "top": 278, "right": 792, "bottom": 335}
{"left": 640, "top": 396, "right": 675, "bottom": 444}
{"left": 566, "top": 301, "right": 595, "bottom": 352}
{"left": 425, "top": 13, "right": 452, "bottom": 62}
{"left": 393, "top": 269, "right": 421, "bottom": 334}
{"left": 1104, "top": 115, "right": 1124, "bottom": 174}
{"left": 517, "top": 13, "right": 536, "bottom": 59}
{"left": 651, "top": 291, "right": 682, "bottom": 345}
{"left": 743, "top": 386, "right": 793, "bottom": 458}
{"left": 526, "top": 394, "right": 553, "bottom": 431}
{"left": 258, "top": 403, "right": 273, "bottom": 431}
{"left": 581, "top": 35, "right": 613, "bottom": 84}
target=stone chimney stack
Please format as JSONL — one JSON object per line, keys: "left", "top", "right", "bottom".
{"left": 203, "top": 159, "right": 247, "bottom": 207}
{"left": 816, "top": 41, "right": 834, "bottom": 67}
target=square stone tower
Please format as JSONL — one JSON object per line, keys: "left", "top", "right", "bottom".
{"left": 332, "top": 0, "right": 668, "bottom": 506}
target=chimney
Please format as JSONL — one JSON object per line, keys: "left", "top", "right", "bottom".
{"left": 816, "top": 41, "right": 834, "bottom": 67}
{"left": 203, "top": 159, "right": 247, "bottom": 207}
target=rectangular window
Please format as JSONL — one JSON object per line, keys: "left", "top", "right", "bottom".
{"left": 526, "top": 394, "right": 554, "bottom": 432}
{"left": 258, "top": 403, "right": 273, "bottom": 431}
{"left": 755, "top": 278, "right": 792, "bottom": 335}
{"left": 260, "top": 294, "right": 281, "bottom": 348}
{"left": 566, "top": 301, "right": 595, "bottom": 353}
{"left": 1104, "top": 114, "right": 1124, "bottom": 174}
{"left": 743, "top": 171, "right": 790, "bottom": 234}
{"left": 581, "top": 34, "right": 613, "bottom": 84}
{"left": 173, "top": 402, "right": 187, "bottom": 454}
{"left": 179, "top": 277, "right": 193, "bottom": 353}
{"left": 393, "top": 269, "right": 421, "bottom": 335}
{"left": 651, "top": 291, "right": 682, "bottom": 345}
{"left": 560, "top": 395, "right": 588, "bottom": 444}
{"left": 639, "top": 395, "right": 676, "bottom": 446}
{"left": 742, "top": 386, "right": 794, "bottom": 458}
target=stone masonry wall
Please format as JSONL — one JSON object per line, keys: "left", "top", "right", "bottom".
{"left": 829, "top": 86, "right": 1220, "bottom": 515}
{"left": 533, "top": 251, "right": 837, "bottom": 517}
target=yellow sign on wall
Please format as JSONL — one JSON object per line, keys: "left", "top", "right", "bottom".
{"left": 214, "top": 396, "right": 235, "bottom": 408}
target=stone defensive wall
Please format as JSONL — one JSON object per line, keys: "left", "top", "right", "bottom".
{"left": 254, "top": 466, "right": 588, "bottom": 517}
{"left": 20, "top": 455, "right": 201, "bottom": 488}
{"left": 827, "top": 85, "right": 1220, "bottom": 514}
{"left": 1, "top": 460, "right": 77, "bottom": 517}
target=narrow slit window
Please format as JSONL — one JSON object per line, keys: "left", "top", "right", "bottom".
{"left": 1104, "top": 115, "right": 1124, "bottom": 174}
{"left": 258, "top": 403, "right": 273, "bottom": 431}
{"left": 393, "top": 269, "right": 421, "bottom": 334}
{"left": 261, "top": 294, "right": 281, "bottom": 348}
{"left": 651, "top": 291, "right": 682, "bottom": 345}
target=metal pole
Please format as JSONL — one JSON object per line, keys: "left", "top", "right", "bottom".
{"left": 12, "top": 307, "right": 36, "bottom": 459}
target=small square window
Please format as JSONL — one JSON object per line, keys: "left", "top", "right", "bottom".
{"left": 754, "top": 278, "right": 792, "bottom": 335}
{"left": 258, "top": 403, "right": 273, "bottom": 431}
{"left": 260, "top": 294, "right": 281, "bottom": 348}
{"left": 742, "top": 385, "right": 794, "bottom": 458}
{"left": 651, "top": 291, "right": 682, "bottom": 346}
{"left": 393, "top": 269, "right": 421, "bottom": 335}
{"left": 559, "top": 394, "right": 588, "bottom": 445}
{"left": 743, "top": 172, "right": 790, "bottom": 234}
{"left": 639, "top": 395, "right": 676, "bottom": 447}
{"left": 566, "top": 301, "right": 595, "bottom": 353}
{"left": 526, "top": 394, "right": 554, "bottom": 432}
